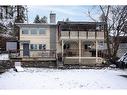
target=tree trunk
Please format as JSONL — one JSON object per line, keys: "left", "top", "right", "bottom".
{"left": 112, "top": 36, "right": 120, "bottom": 58}
{"left": 105, "top": 23, "right": 112, "bottom": 58}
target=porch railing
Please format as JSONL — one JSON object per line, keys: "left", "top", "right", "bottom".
{"left": 9, "top": 49, "right": 56, "bottom": 59}
{"left": 63, "top": 49, "right": 79, "bottom": 57}
{"left": 63, "top": 48, "right": 108, "bottom": 58}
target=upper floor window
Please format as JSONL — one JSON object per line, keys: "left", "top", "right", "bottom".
{"left": 22, "top": 28, "right": 29, "bottom": 34}
{"left": 39, "top": 28, "right": 47, "bottom": 34}
{"left": 30, "top": 28, "right": 38, "bottom": 35}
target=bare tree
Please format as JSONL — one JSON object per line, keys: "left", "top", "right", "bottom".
{"left": 87, "top": 5, "right": 127, "bottom": 60}
{"left": 110, "top": 6, "right": 127, "bottom": 58}
{"left": 99, "top": 5, "right": 111, "bottom": 58}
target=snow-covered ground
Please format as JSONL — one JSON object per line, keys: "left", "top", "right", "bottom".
{"left": 0, "top": 68, "right": 127, "bottom": 89}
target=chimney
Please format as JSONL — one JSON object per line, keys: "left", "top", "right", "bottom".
{"left": 50, "top": 12, "right": 56, "bottom": 24}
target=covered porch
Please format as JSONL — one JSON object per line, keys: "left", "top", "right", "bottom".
{"left": 61, "top": 39, "right": 104, "bottom": 65}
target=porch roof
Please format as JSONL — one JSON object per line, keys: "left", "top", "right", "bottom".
{"left": 57, "top": 21, "right": 105, "bottom": 31}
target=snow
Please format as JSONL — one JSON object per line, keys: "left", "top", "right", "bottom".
{"left": 14, "top": 66, "right": 24, "bottom": 72}
{"left": 0, "top": 68, "right": 127, "bottom": 89}
{"left": 0, "top": 54, "right": 9, "bottom": 60}
{"left": 14, "top": 62, "right": 24, "bottom": 72}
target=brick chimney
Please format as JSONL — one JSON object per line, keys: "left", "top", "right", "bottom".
{"left": 50, "top": 12, "right": 56, "bottom": 24}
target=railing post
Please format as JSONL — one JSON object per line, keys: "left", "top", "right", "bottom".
{"left": 96, "top": 40, "right": 98, "bottom": 63}
{"left": 62, "top": 40, "right": 64, "bottom": 61}
{"left": 79, "top": 40, "right": 81, "bottom": 64}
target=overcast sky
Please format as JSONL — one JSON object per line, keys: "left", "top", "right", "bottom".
{"left": 28, "top": 5, "right": 101, "bottom": 23}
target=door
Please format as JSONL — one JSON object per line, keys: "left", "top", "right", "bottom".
{"left": 23, "top": 43, "right": 29, "bottom": 56}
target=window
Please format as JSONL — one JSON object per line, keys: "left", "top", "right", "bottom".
{"left": 39, "top": 44, "right": 42, "bottom": 50}
{"left": 22, "top": 29, "right": 29, "bottom": 34}
{"left": 39, "top": 44, "right": 46, "bottom": 50}
{"left": 30, "top": 44, "right": 37, "bottom": 50}
{"left": 42, "top": 44, "right": 46, "bottom": 50}
{"left": 30, "top": 28, "right": 37, "bottom": 34}
{"left": 39, "top": 28, "right": 47, "bottom": 34}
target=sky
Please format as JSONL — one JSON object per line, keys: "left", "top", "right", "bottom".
{"left": 28, "top": 5, "right": 101, "bottom": 23}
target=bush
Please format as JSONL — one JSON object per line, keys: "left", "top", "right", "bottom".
{"left": 0, "top": 60, "right": 12, "bottom": 69}
{"left": 0, "top": 65, "right": 6, "bottom": 74}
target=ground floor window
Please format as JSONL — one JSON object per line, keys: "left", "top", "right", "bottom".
{"left": 30, "top": 44, "right": 37, "bottom": 50}
{"left": 39, "top": 44, "right": 46, "bottom": 50}
{"left": 30, "top": 44, "right": 46, "bottom": 50}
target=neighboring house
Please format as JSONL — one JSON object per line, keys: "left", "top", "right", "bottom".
{"left": 57, "top": 21, "right": 105, "bottom": 65}
{"left": 117, "top": 36, "right": 127, "bottom": 57}
{"left": 6, "top": 41, "right": 18, "bottom": 51}
{"left": 0, "top": 34, "right": 17, "bottom": 52}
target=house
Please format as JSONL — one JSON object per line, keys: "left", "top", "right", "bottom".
{"left": 57, "top": 21, "right": 105, "bottom": 66}
{"left": 117, "top": 36, "right": 127, "bottom": 57}
{"left": 15, "top": 13, "right": 57, "bottom": 61}
{"left": 12, "top": 13, "right": 107, "bottom": 67}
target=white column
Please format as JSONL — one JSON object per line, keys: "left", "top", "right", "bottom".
{"left": 96, "top": 40, "right": 98, "bottom": 63}
{"left": 79, "top": 40, "right": 81, "bottom": 64}
{"left": 62, "top": 40, "right": 64, "bottom": 61}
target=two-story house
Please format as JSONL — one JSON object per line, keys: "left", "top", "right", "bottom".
{"left": 16, "top": 13, "right": 57, "bottom": 61}
{"left": 15, "top": 13, "right": 106, "bottom": 67}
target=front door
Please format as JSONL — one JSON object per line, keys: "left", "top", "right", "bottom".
{"left": 23, "top": 43, "right": 29, "bottom": 56}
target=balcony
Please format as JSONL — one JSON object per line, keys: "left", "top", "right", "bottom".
{"left": 96, "top": 32, "right": 104, "bottom": 39}
{"left": 88, "top": 31, "right": 95, "bottom": 39}
{"left": 60, "top": 31, "right": 104, "bottom": 40}
{"left": 70, "top": 31, "right": 78, "bottom": 39}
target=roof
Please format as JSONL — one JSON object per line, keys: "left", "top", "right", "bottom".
{"left": 57, "top": 21, "right": 105, "bottom": 25}
{"left": 57, "top": 21, "right": 106, "bottom": 31}
{"left": 16, "top": 23, "right": 57, "bottom": 27}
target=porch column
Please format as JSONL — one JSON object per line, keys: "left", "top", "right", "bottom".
{"left": 62, "top": 40, "right": 64, "bottom": 61}
{"left": 96, "top": 40, "right": 98, "bottom": 63}
{"left": 79, "top": 40, "right": 81, "bottom": 64}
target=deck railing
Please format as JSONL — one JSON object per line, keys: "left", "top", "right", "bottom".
{"left": 63, "top": 48, "right": 108, "bottom": 58}
{"left": 61, "top": 31, "right": 104, "bottom": 39}
{"left": 9, "top": 49, "right": 56, "bottom": 59}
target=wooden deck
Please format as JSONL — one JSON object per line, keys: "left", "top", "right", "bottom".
{"left": 9, "top": 50, "right": 57, "bottom": 62}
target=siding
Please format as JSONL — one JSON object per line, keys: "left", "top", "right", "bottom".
{"left": 50, "top": 26, "right": 56, "bottom": 50}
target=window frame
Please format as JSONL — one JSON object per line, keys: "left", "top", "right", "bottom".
{"left": 39, "top": 28, "right": 47, "bottom": 35}
{"left": 30, "top": 28, "right": 38, "bottom": 35}
{"left": 30, "top": 44, "right": 38, "bottom": 50}
{"left": 22, "top": 28, "right": 29, "bottom": 35}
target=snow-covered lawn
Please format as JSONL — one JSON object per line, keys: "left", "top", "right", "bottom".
{"left": 0, "top": 68, "right": 127, "bottom": 89}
